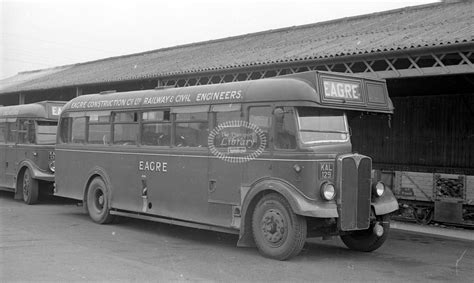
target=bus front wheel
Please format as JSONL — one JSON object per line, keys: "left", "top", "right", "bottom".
{"left": 86, "top": 177, "right": 115, "bottom": 224}
{"left": 340, "top": 215, "right": 390, "bottom": 252}
{"left": 251, "top": 193, "right": 307, "bottom": 260}
{"left": 22, "top": 169, "right": 39, "bottom": 205}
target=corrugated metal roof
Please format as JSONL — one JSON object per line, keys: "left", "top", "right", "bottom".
{"left": 0, "top": 66, "right": 72, "bottom": 93}
{"left": 1, "top": 1, "right": 472, "bottom": 94}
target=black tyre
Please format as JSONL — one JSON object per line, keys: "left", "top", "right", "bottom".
{"left": 340, "top": 215, "right": 390, "bottom": 252}
{"left": 22, "top": 169, "right": 39, "bottom": 205}
{"left": 252, "top": 193, "right": 307, "bottom": 260}
{"left": 86, "top": 177, "right": 115, "bottom": 224}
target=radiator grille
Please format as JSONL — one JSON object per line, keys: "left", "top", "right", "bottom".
{"left": 338, "top": 155, "right": 371, "bottom": 231}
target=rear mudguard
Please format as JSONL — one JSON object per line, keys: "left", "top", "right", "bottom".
{"left": 82, "top": 166, "right": 114, "bottom": 209}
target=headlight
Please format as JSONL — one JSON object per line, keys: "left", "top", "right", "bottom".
{"left": 320, "top": 182, "right": 336, "bottom": 201}
{"left": 49, "top": 161, "right": 55, "bottom": 172}
{"left": 372, "top": 181, "right": 385, "bottom": 197}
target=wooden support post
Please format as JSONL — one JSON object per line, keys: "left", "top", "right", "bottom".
{"left": 76, "top": 87, "right": 83, "bottom": 97}
{"left": 19, "top": 93, "right": 25, "bottom": 105}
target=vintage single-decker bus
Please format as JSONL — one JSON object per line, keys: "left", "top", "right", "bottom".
{"left": 55, "top": 71, "right": 398, "bottom": 260}
{"left": 0, "top": 101, "right": 64, "bottom": 204}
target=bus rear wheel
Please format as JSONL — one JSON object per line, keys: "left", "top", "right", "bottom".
{"left": 86, "top": 177, "right": 115, "bottom": 224}
{"left": 251, "top": 193, "right": 307, "bottom": 260}
{"left": 22, "top": 169, "right": 39, "bottom": 205}
{"left": 340, "top": 215, "right": 390, "bottom": 252}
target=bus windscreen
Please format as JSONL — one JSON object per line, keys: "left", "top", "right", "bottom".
{"left": 36, "top": 121, "right": 57, "bottom": 145}
{"left": 297, "top": 107, "right": 348, "bottom": 144}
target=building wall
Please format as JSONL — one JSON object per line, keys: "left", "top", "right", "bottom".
{"left": 24, "top": 88, "right": 77, "bottom": 104}
{"left": 0, "top": 93, "right": 18, "bottom": 106}
{"left": 351, "top": 76, "right": 474, "bottom": 174}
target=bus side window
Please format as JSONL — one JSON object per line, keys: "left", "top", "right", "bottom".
{"left": 0, "top": 123, "right": 6, "bottom": 143}
{"left": 274, "top": 107, "right": 297, "bottom": 150}
{"left": 113, "top": 112, "right": 138, "bottom": 145}
{"left": 59, "top": 117, "right": 71, "bottom": 143}
{"left": 248, "top": 107, "right": 271, "bottom": 149}
{"left": 6, "top": 121, "right": 17, "bottom": 143}
{"left": 174, "top": 112, "right": 208, "bottom": 147}
{"left": 18, "top": 119, "right": 35, "bottom": 144}
{"left": 28, "top": 121, "right": 36, "bottom": 143}
{"left": 71, "top": 117, "right": 86, "bottom": 144}
{"left": 215, "top": 111, "right": 241, "bottom": 125}
{"left": 88, "top": 111, "right": 111, "bottom": 145}
{"left": 211, "top": 110, "right": 243, "bottom": 149}
{"left": 142, "top": 110, "right": 171, "bottom": 146}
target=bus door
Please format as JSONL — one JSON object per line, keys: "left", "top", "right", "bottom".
{"left": 208, "top": 159, "right": 244, "bottom": 226}
{"left": 139, "top": 107, "right": 211, "bottom": 221}
{"left": 207, "top": 105, "right": 272, "bottom": 226}
{"left": 4, "top": 119, "right": 18, "bottom": 188}
{"left": 107, "top": 111, "right": 142, "bottom": 212}
{"left": 207, "top": 105, "right": 245, "bottom": 225}
{"left": 0, "top": 121, "right": 6, "bottom": 187}
{"left": 242, "top": 105, "right": 273, "bottom": 189}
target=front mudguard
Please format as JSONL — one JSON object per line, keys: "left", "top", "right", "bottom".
{"left": 371, "top": 188, "right": 399, "bottom": 216}
{"left": 14, "top": 160, "right": 54, "bottom": 199}
{"left": 237, "top": 178, "right": 337, "bottom": 247}
{"left": 242, "top": 178, "right": 338, "bottom": 218}
{"left": 17, "top": 160, "right": 54, "bottom": 182}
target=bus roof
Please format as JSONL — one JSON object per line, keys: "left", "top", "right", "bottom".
{"left": 62, "top": 71, "right": 394, "bottom": 114}
{"left": 0, "top": 101, "right": 66, "bottom": 120}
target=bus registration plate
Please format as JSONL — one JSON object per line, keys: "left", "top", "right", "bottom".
{"left": 319, "top": 162, "right": 334, "bottom": 179}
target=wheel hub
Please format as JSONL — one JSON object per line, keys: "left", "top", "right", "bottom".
{"left": 261, "top": 209, "right": 286, "bottom": 243}
{"left": 95, "top": 190, "right": 105, "bottom": 209}
{"left": 23, "top": 174, "right": 30, "bottom": 197}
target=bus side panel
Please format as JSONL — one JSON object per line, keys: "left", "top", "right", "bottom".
{"left": 208, "top": 158, "right": 243, "bottom": 203}
{"left": 4, "top": 144, "right": 17, "bottom": 189}
{"left": 141, "top": 150, "right": 247, "bottom": 228}
{"left": 207, "top": 158, "right": 244, "bottom": 227}
{"left": 105, "top": 150, "right": 140, "bottom": 212}
{"left": 274, "top": 160, "right": 314, "bottom": 198}
{"left": 243, "top": 154, "right": 273, "bottom": 192}
{"left": 144, "top": 151, "right": 211, "bottom": 224}
{"left": 138, "top": 150, "right": 245, "bottom": 228}
{"left": 0, "top": 144, "right": 9, "bottom": 189}
{"left": 56, "top": 147, "right": 238, "bottom": 228}
{"left": 55, "top": 148, "right": 89, "bottom": 200}
{"left": 17, "top": 145, "right": 54, "bottom": 175}
{"left": 57, "top": 149, "right": 141, "bottom": 211}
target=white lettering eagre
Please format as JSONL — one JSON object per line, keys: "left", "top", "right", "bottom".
{"left": 138, "top": 161, "right": 168, "bottom": 172}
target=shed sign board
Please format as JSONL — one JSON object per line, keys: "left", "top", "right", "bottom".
{"left": 322, "top": 79, "right": 362, "bottom": 101}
